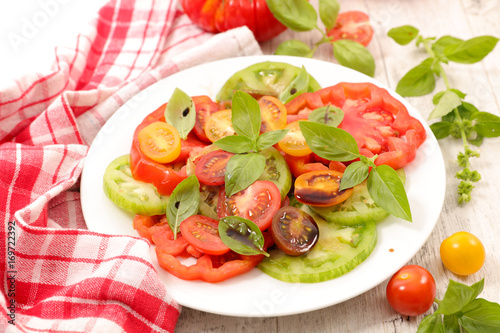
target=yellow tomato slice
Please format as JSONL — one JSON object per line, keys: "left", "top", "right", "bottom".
{"left": 259, "top": 96, "right": 287, "bottom": 132}
{"left": 138, "top": 121, "right": 181, "bottom": 163}
{"left": 204, "top": 109, "right": 234, "bottom": 143}
{"left": 278, "top": 120, "right": 312, "bottom": 156}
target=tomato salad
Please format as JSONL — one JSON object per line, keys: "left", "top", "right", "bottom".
{"left": 103, "top": 62, "right": 426, "bottom": 283}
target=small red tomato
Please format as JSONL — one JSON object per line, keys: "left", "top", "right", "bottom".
{"left": 386, "top": 265, "right": 436, "bottom": 316}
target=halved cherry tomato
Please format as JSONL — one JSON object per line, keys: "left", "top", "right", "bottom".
{"left": 179, "top": 215, "right": 230, "bottom": 256}
{"left": 283, "top": 153, "right": 328, "bottom": 178}
{"left": 204, "top": 109, "right": 234, "bottom": 142}
{"left": 278, "top": 121, "right": 312, "bottom": 157}
{"left": 195, "top": 149, "right": 233, "bottom": 186}
{"left": 217, "top": 180, "right": 281, "bottom": 231}
{"left": 285, "top": 83, "right": 427, "bottom": 169}
{"left": 180, "top": 0, "right": 286, "bottom": 42}
{"left": 192, "top": 95, "right": 221, "bottom": 143}
{"left": 271, "top": 206, "right": 319, "bottom": 256}
{"left": 327, "top": 11, "right": 374, "bottom": 47}
{"left": 294, "top": 170, "right": 353, "bottom": 207}
{"left": 386, "top": 265, "right": 436, "bottom": 316}
{"left": 138, "top": 122, "right": 181, "bottom": 163}
{"left": 259, "top": 96, "right": 287, "bottom": 132}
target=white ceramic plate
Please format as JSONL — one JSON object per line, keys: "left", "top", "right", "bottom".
{"left": 81, "top": 55, "right": 446, "bottom": 317}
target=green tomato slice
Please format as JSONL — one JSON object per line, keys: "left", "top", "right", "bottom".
{"left": 259, "top": 215, "right": 377, "bottom": 283}
{"left": 309, "top": 169, "right": 406, "bottom": 226}
{"left": 103, "top": 154, "right": 169, "bottom": 216}
{"left": 258, "top": 147, "right": 292, "bottom": 200}
{"left": 216, "top": 61, "right": 321, "bottom": 105}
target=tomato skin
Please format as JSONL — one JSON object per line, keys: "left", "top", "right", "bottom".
{"left": 440, "top": 232, "right": 485, "bottom": 276}
{"left": 180, "top": 215, "right": 230, "bottom": 256}
{"left": 180, "top": 0, "right": 286, "bottom": 42}
{"left": 294, "top": 170, "right": 354, "bottom": 207}
{"left": 386, "top": 265, "right": 436, "bottom": 317}
{"left": 217, "top": 180, "right": 281, "bottom": 231}
{"left": 327, "top": 11, "right": 374, "bottom": 47}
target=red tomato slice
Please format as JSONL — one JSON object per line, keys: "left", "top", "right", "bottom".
{"left": 179, "top": 215, "right": 230, "bottom": 256}
{"left": 195, "top": 150, "right": 233, "bottom": 186}
{"left": 192, "top": 95, "right": 221, "bottom": 143}
{"left": 327, "top": 11, "right": 374, "bottom": 47}
{"left": 217, "top": 180, "right": 281, "bottom": 231}
{"left": 285, "top": 82, "right": 426, "bottom": 169}
{"left": 294, "top": 170, "right": 354, "bottom": 207}
{"left": 283, "top": 153, "right": 328, "bottom": 178}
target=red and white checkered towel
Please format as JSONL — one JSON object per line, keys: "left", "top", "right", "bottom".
{"left": 0, "top": 0, "right": 262, "bottom": 331}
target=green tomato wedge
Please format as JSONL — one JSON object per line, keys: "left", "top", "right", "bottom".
{"left": 198, "top": 184, "right": 220, "bottom": 220}
{"left": 216, "top": 61, "right": 321, "bottom": 105}
{"left": 103, "top": 154, "right": 169, "bottom": 216}
{"left": 258, "top": 147, "right": 292, "bottom": 200}
{"left": 259, "top": 216, "right": 377, "bottom": 283}
{"left": 309, "top": 169, "right": 406, "bottom": 226}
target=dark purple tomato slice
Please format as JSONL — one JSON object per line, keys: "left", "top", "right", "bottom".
{"left": 271, "top": 206, "right": 319, "bottom": 256}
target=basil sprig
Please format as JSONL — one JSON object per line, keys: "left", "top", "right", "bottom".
{"left": 388, "top": 25, "right": 500, "bottom": 203}
{"left": 214, "top": 91, "right": 288, "bottom": 197}
{"left": 218, "top": 216, "right": 269, "bottom": 257}
{"left": 164, "top": 88, "right": 196, "bottom": 139}
{"left": 166, "top": 175, "right": 200, "bottom": 238}
{"left": 417, "top": 279, "right": 500, "bottom": 333}
{"left": 266, "top": 0, "right": 376, "bottom": 77}
{"left": 299, "top": 121, "right": 412, "bottom": 222}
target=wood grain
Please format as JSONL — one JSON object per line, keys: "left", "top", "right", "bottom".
{"left": 176, "top": 1, "right": 500, "bottom": 331}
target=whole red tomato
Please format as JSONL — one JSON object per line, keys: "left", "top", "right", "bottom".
{"left": 180, "top": 0, "right": 287, "bottom": 42}
{"left": 386, "top": 265, "right": 436, "bottom": 316}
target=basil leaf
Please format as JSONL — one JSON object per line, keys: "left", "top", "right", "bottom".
{"left": 231, "top": 91, "right": 261, "bottom": 140}
{"left": 332, "top": 40, "right": 376, "bottom": 77}
{"left": 265, "top": 0, "right": 318, "bottom": 31}
{"left": 218, "top": 216, "right": 269, "bottom": 256}
{"left": 388, "top": 25, "right": 420, "bottom": 45}
{"left": 472, "top": 112, "right": 500, "bottom": 138}
{"left": 214, "top": 135, "right": 254, "bottom": 154}
{"left": 308, "top": 106, "right": 344, "bottom": 127}
{"left": 416, "top": 314, "right": 445, "bottom": 333}
{"left": 319, "top": 0, "right": 340, "bottom": 31}
{"left": 164, "top": 88, "right": 195, "bottom": 140}
{"left": 340, "top": 161, "right": 369, "bottom": 190}
{"left": 396, "top": 58, "right": 436, "bottom": 97}
{"left": 428, "top": 90, "right": 462, "bottom": 120}
{"left": 444, "top": 36, "right": 499, "bottom": 64}
{"left": 436, "top": 279, "right": 484, "bottom": 316}
{"left": 443, "top": 315, "right": 460, "bottom": 333}
{"left": 367, "top": 165, "right": 412, "bottom": 222}
{"left": 433, "top": 89, "right": 466, "bottom": 105}
{"left": 443, "top": 101, "right": 479, "bottom": 123}
{"left": 432, "top": 36, "right": 463, "bottom": 60}
{"left": 430, "top": 121, "right": 452, "bottom": 139}
{"left": 275, "top": 40, "right": 314, "bottom": 58}
{"left": 279, "top": 66, "right": 310, "bottom": 104}
{"left": 225, "top": 153, "right": 266, "bottom": 197}
{"left": 459, "top": 298, "right": 500, "bottom": 333}
{"left": 256, "top": 129, "right": 289, "bottom": 151}
{"left": 166, "top": 175, "right": 200, "bottom": 238}
{"left": 299, "top": 121, "right": 360, "bottom": 161}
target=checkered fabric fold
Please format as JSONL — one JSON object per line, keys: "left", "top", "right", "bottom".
{"left": 0, "top": 0, "right": 262, "bottom": 331}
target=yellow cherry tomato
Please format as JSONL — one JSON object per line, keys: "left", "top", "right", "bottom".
{"left": 138, "top": 121, "right": 181, "bottom": 163}
{"left": 278, "top": 120, "right": 312, "bottom": 156}
{"left": 440, "top": 231, "right": 485, "bottom": 276}
{"left": 204, "top": 109, "right": 234, "bottom": 143}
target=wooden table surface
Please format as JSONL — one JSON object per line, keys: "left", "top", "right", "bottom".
{"left": 176, "top": 1, "right": 500, "bottom": 332}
